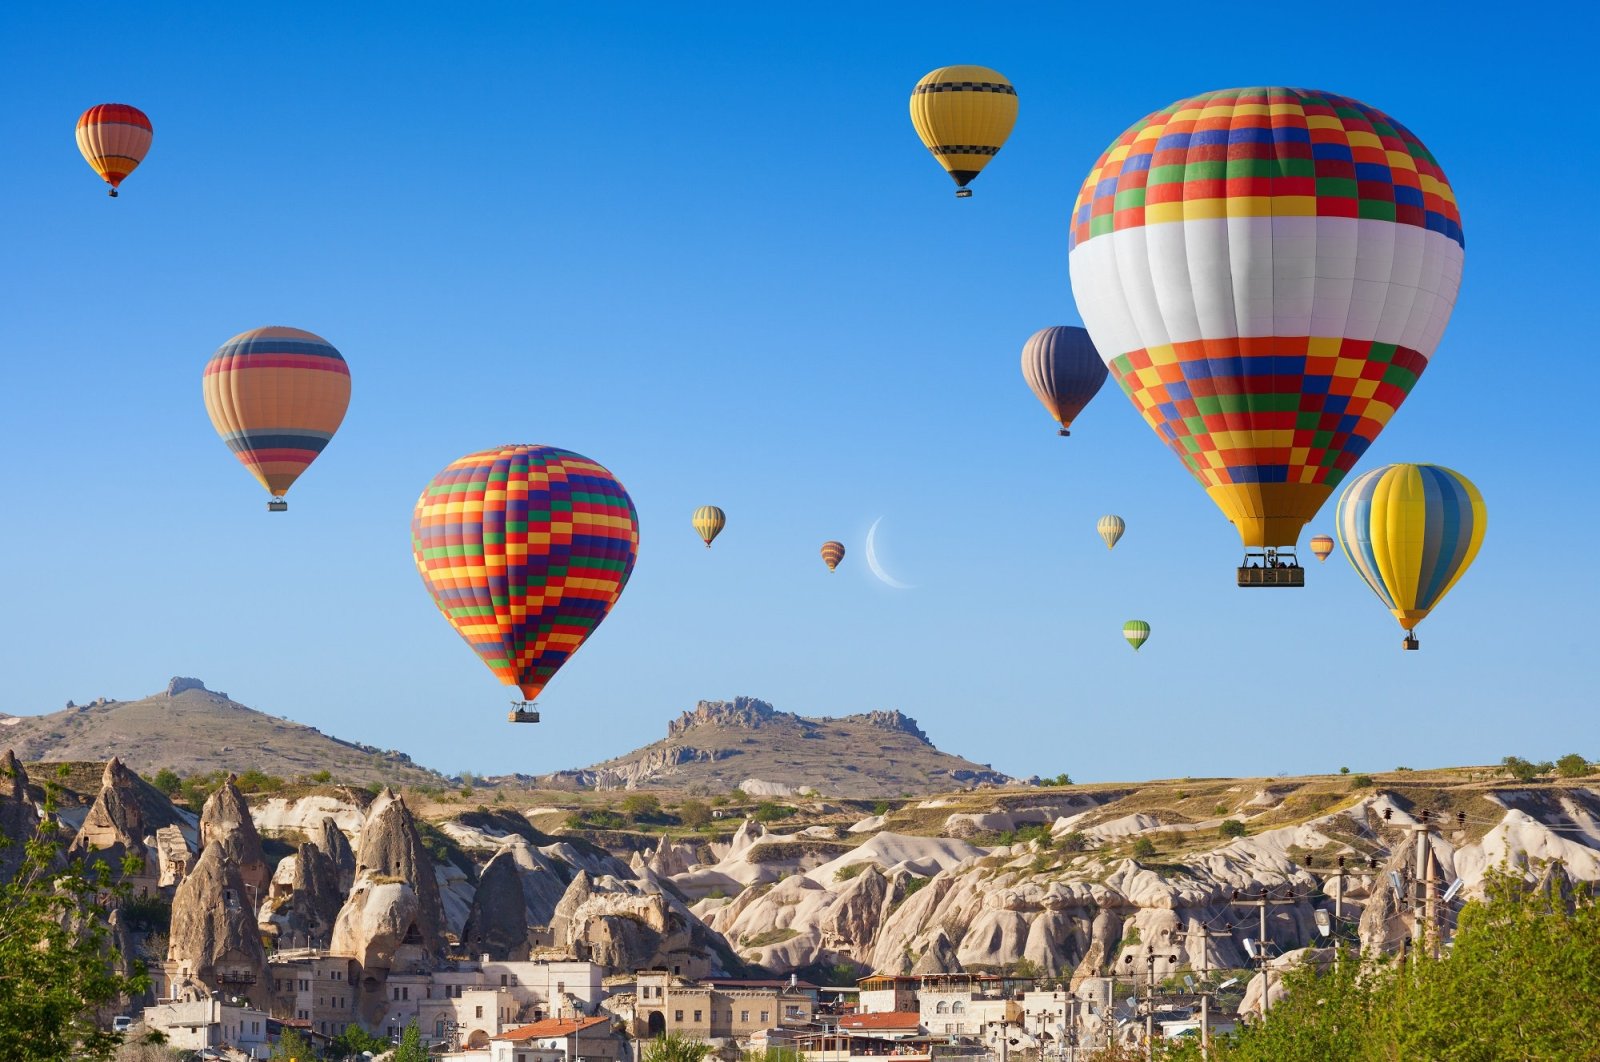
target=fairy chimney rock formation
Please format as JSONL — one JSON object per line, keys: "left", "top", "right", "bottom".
{"left": 314, "top": 816, "right": 357, "bottom": 892}
{"left": 168, "top": 843, "right": 269, "bottom": 1008}
{"left": 274, "top": 842, "right": 344, "bottom": 949}
{"left": 67, "top": 757, "right": 155, "bottom": 888}
{"left": 329, "top": 788, "right": 445, "bottom": 970}
{"left": 461, "top": 847, "right": 532, "bottom": 961}
{"left": 1, "top": 750, "right": 36, "bottom": 882}
{"left": 200, "top": 774, "right": 269, "bottom": 897}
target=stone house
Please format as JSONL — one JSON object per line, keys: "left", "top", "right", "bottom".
{"left": 490, "top": 1016, "right": 622, "bottom": 1062}
{"left": 268, "top": 950, "right": 361, "bottom": 1040}
{"left": 632, "top": 970, "right": 815, "bottom": 1042}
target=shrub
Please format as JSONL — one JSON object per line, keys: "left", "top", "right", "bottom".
{"left": 873, "top": 800, "right": 890, "bottom": 816}
{"left": 1059, "top": 831, "right": 1089, "bottom": 852}
{"left": 678, "top": 799, "right": 712, "bottom": 829}
{"left": 753, "top": 801, "right": 795, "bottom": 823}
{"left": 1218, "top": 819, "right": 1247, "bottom": 839}
{"left": 1556, "top": 753, "right": 1591, "bottom": 779}
{"left": 622, "top": 794, "right": 662, "bottom": 822}
{"left": 1214, "top": 803, "right": 1230, "bottom": 815}
{"left": 834, "top": 862, "right": 868, "bottom": 883}
{"left": 1131, "top": 837, "right": 1157, "bottom": 858}
{"left": 1502, "top": 756, "right": 1542, "bottom": 782}
{"left": 1349, "top": 774, "right": 1375, "bottom": 789}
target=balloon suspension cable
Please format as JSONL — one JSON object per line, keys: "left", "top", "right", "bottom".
{"left": 509, "top": 701, "right": 541, "bottom": 724}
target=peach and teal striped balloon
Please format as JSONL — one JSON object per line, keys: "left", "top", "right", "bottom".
{"left": 692, "top": 506, "right": 726, "bottom": 547}
{"left": 1335, "top": 463, "right": 1485, "bottom": 647}
{"left": 1097, "top": 515, "right": 1126, "bottom": 550}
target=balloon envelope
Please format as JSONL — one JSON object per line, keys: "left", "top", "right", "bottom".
{"left": 1123, "top": 620, "right": 1151, "bottom": 651}
{"left": 909, "top": 66, "right": 1017, "bottom": 192}
{"left": 202, "top": 327, "right": 351, "bottom": 503}
{"left": 1308, "top": 534, "right": 1335, "bottom": 562}
{"left": 1097, "top": 515, "right": 1126, "bottom": 550}
{"left": 1335, "top": 463, "right": 1485, "bottom": 634}
{"left": 76, "top": 104, "right": 151, "bottom": 195}
{"left": 692, "top": 506, "right": 726, "bottom": 547}
{"left": 412, "top": 445, "right": 640, "bottom": 702}
{"left": 1069, "top": 88, "right": 1464, "bottom": 548}
{"left": 1021, "top": 327, "right": 1108, "bottom": 435}
{"left": 820, "top": 541, "right": 846, "bottom": 572}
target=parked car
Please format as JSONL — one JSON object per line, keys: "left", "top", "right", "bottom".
{"left": 112, "top": 1016, "right": 133, "bottom": 1033}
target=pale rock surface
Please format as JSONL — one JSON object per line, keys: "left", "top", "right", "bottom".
{"left": 168, "top": 843, "right": 268, "bottom": 1008}
{"left": 314, "top": 816, "right": 357, "bottom": 892}
{"left": 349, "top": 788, "right": 445, "bottom": 954}
{"left": 461, "top": 846, "right": 531, "bottom": 960}
{"left": 251, "top": 792, "right": 368, "bottom": 838}
{"left": 0, "top": 750, "right": 36, "bottom": 881}
{"left": 269, "top": 841, "right": 343, "bottom": 947}
{"left": 199, "top": 775, "right": 269, "bottom": 897}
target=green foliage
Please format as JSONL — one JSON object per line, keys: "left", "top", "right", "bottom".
{"left": 121, "top": 894, "right": 171, "bottom": 934}
{"left": 1015, "top": 823, "right": 1054, "bottom": 846}
{"left": 330, "top": 1023, "right": 390, "bottom": 1056}
{"left": 622, "top": 794, "right": 662, "bottom": 822}
{"left": 1217, "top": 819, "right": 1247, "bottom": 839}
{"left": 391, "top": 1021, "right": 429, "bottom": 1062}
{"left": 1058, "top": 830, "right": 1088, "bottom": 852}
{"left": 1039, "top": 773, "right": 1074, "bottom": 786}
{"left": 1131, "top": 837, "right": 1157, "bottom": 858}
{"left": 1556, "top": 752, "right": 1591, "bottom": 778}
{"left": 1159, "top": 868, "right": 1600, "bottom": 1061}
{"left": 873, "top": 800, "right": 890, "bottom": 815}
{"left": 1502, "top": 756, "right": 1548, "bottom": 782}
{"left": 743, "top": 1049, "right": 802, "bottom": 1062}
{"left": 308, "top": 769, "right": 333, "bottom": 784}
{"left": 742, "top": 927, "right": 800, "bottom": 948}
{"left": 677, "top": 798, "right": 712, "bottom": 829}
{"left": 642, "top": 1033, "right": 713, "bottom": 1062}
{"left": 1213, "top": 803, "right": 1230, "bottom": 815}
{"left": 752, "top": 801, "right": 795, "bottom": 823}
{"left": 149, "top": 768, "right": 181, "bottom": 796}
{"left": 1339, "top": 766, "right": 1350, "bottom": 775}
{"left": 1347, "top": 774, "right": 1374, "bottom": 789}
{"left": 270, "top": 1028, "right": 314, "bottom": 1060}
{"left": 729, "top": 788, "right": 748, "bottom": 802}
{"left": 834, "top": 862, "right": 868, "bottom": 882}
{"left": 233, "top": 768, "right": 283, "bottom": 793}
{"left": 0, "top": 777, "right": 150, "bottom": 1062}
{"left": 1010, "top": 957, "right": 1042, "bottom": 980}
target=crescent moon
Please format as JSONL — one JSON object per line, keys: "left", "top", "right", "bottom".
{"left": 865, "top": 517, "right": 914, "bottom": 590}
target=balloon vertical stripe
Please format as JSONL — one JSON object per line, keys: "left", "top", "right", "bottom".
{"left": 76, "top": 103, "right": 152, "bottom": 194}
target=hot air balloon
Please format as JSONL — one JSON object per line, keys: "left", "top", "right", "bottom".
{"left": 202, "top": 327, "right": 351, "bottom": 511}
{"left": 1308, "top": 535, "right": 1335, "bottom": 562}
{"left": 1068, "top": 89, "right": 1464, "bottom": 584}
{"left": 76, "top": 104, "right": 152, "bottom": 197}
{"left": 909, "top": 66, "right": 1017, "bottom": 198}
{"left": 692, "top": 506, "right": 726, "bottom": 548}
{"left": 1021, "top": 327, "right": 1108, "bottom": 436}
{"left": 1097, "top": 515, "right": 1126, "bottom": 551}
{"left": 411, "top": 445, "right": 640, "bottom": 721}
{"left": 1123, "top": 620, "right": 1150, "bottom": 652}
{"left": 820, "top": 541, "right": 846, "bottom": 572}
{"left": 1334, "top": 463, "right": 1485, "bottom": 650}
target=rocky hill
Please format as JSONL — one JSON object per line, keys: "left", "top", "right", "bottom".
{"left": 0, "top": 677, "right": 442, "bottom": 786}
{"left": 529, "top": 696, "right": 1012, "bottom": 796}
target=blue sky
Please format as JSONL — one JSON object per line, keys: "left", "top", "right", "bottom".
{"left": 1, "top": 3, "right": 1593, "bottom": 783}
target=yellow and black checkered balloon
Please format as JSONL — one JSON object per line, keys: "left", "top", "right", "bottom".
{"left": 909, "top": 65, "right": 1017, "bottom": 194}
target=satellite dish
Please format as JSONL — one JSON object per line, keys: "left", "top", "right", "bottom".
{"left": 1242, "top": 938, "right": 1258, "bottom": 959}
{"left": 1443, "top": 878, "right": 1465, "bottom": 903}
{"left": 1218, "top": 978, "right": 1239, "bottom": 990}
{"left": 1388, "top": 870, "right": 1407, "bottom": 896}
{"left": 1314, "top": 910, "right": 1331, "bottom": 936}
{"left": 1183, "top": 975, "right": 1195, "bottom": 991}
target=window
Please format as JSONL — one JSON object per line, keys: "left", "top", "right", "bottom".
{"left": 740, "top": 1011, "right": 749, "bottom": 1023}
{"left": 952, "top": 1001, "right": 965, "bottom": 1014}
{"left": 502, "top": 974, "right": 509, "bottom": 986}
{"left": 694, "top": 1011, "right": 702, "bottom": 1022}
{"left": 936, "top": 1002, "right": 948, "bottom": 1015}
{"left": 252, "top": 1022, "right": 260, "bottom": 1034}
{"left": 300, "top": 979, "right": 309, "bottom": 991}
{"left": 476, "top": 1006, "right": 484, "bottom": 1018}
{"left": 675, "top": 1011, "right": 683, "bottom": 1022}
{"left": 761, "top": 1011, "right": 769, "bottom": 1023}
{"left": 786, "top": 1006, "right": 801, "bottom": 1019}
{"left": 402, "top": 987, "right": 410, "bottom": 1001}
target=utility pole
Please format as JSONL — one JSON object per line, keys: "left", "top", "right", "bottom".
{"left": 1228, "top": 888, "right": 1298, "bottom": 1017}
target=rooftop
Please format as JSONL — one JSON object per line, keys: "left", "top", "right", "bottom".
{"left": 840, "top": 1012, "right": 923, "bottom": 1031}
{"left": 494, "top": 1016, "right": 610, "bottom": 1042}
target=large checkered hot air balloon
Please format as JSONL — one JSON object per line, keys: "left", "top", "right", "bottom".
{"left": 202, "top": 327, "right": 352, "bottom": 511}
{"left": 1068, "top": 88, "right": 1464, "bottom": 580}
{"left": 411, "top": 445, "right": 640, "bottom": 723}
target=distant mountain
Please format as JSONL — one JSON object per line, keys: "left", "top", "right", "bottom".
{"left": 0, "top": 677, "right": 443, "bottom": 786}
{"left": 526, "top": 696, "right": 1012, "bottom": 796}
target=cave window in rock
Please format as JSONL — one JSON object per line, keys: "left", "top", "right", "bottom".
{"left": 403, "top": 921, "right": 423, "bottom": 946}
{"left": 647, "top": 1011, "right": 666, "bottom": 1036}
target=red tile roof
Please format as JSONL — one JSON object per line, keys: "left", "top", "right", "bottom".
{"left": 494, "top": 1016, "right": 610, "bottom": 1041}
{"left": 841, "top": 1012, "right": 923, "bottom": 1031}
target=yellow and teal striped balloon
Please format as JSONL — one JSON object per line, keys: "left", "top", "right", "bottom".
{"left": 1335, "top": 464, "right": 1486, "bottom": 647}
{"left": 692, "top": 506, "right": 726, "bottom": 548}
{"left": 1123, "top": 620, "right": 1150, "bottom": 652}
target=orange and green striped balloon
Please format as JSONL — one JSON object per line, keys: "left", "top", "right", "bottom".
{"left": 820, "top": 541, "right": 845, "bottom": 572}
{"left": 411, "top": 445, "right": 640, "bottom": 703}
{"left": 76, "top": 104, "right": 152, "bottom": 197}
{"left": 202, "top": 327, "right": 351, "bottom": 510}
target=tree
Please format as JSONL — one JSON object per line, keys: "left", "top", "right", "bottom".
{"left": 0, "top": 831, "right": 150, "bottom": 1060}
{"left": 269, "top": 1028, "right": 314, "bottom": 1061}
{"left": 641, "top": 1033, "right": 712, "bottom": 1062}
{"left": 330, "top": 1024, "right": 389, "bottom": 1058}
{"left": 1217, "top": 819, "right": 1247, "bottom": 839}
{"left": 622, "top": 794, "right": 662, "bottom": 822}
{"left": 1131, "top": 837, "right": 1156, "bottom": 858}
{"left": 392, "top": 1020, "right": 429, "bottom": 1062}
{"left": 1339, "top": 766, "right": 1350, "bottom": 775}
{"left": 148, "top": 768, "right": 181, "bottom": 796}
{"left": 678, "top": 799, "right": 711, "bottom": 829}
{"left": 1502, "top": 755, "right": 1541, "bottom": 782}
{"left": 1556, "top": 753, "right": 1591, "bottom": 778}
